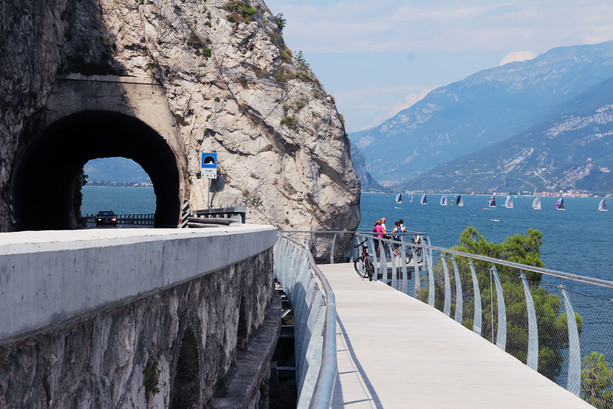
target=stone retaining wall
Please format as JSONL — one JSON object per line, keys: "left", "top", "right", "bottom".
{"left": 0, "top": 226, "right": 279, "bottom": 408}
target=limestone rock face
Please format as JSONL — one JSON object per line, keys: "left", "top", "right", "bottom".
{"left": 0, "top": 0, "right": 361, "bottom": 238}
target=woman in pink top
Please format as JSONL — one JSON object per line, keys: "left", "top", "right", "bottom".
{"left": 373, "top": 220, "right": 384, "bottom": 254}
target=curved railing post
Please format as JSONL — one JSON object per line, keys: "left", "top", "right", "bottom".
{"left": 413, "top": 247, "right": 421, "bottom": 298}
{"left": 427, "top": 248, "right": 435, "bottom": 307}
{"left": 369, "top": 237, "right": 379, "bottom": 280}
{"left": 520, "top": 271, "right": 538, "bottom": 371}
{"left": 379, "top": 240, "right": 387, "bottom": 282}
{"left": 330, "top": 233, "right": 337, "bottom": 264}
{"left": 491, "top": 265, "right": 506, "bottom": 351}
{"left": 442, "top": 254, "right": 451, "bottom": 317}
{"left": 468, "top": 260, "right": 482, "bottom": 335}
{"left": 452, "top": 255, "right": 463, "bottom": 324}
{"left": 390, "top": 247, "right": 398, "bottom": 289}
{"left": 561, "top": 285, "right": 581, "bottom": 396}
{"left": 400, "top": 243, "right": 408, "bottom": 294}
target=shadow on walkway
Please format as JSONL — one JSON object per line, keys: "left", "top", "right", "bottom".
{"left": 333, "top": 316, "right": 384, "bottom": 409}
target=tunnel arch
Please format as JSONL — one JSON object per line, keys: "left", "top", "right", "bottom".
{"left": 11, "top": 110, "right": 181, "bottom": 230}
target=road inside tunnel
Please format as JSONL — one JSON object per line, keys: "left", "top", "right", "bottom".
{"left": 12, "top": 111, "right": 180, "bottom": 230}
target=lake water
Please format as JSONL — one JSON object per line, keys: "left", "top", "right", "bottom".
{"left": 83, "top": 187, "right": 612, "bottom": 283}
{"left": 81, "top": 186, "right": 156, "bottom": 215}
{"left": 360, "top": 193, "right": 612, "bottom": 281}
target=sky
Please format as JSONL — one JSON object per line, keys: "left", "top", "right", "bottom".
{"left": 264, "top": 0, "right": 613, "bottom": 132}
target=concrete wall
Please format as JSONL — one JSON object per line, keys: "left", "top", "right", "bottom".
{"left": 0, "top": 225, "right": 279, "bottom": 408}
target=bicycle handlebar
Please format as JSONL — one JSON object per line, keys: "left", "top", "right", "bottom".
{"left": 354, "top": 239, "right": 368, "bottom": 248}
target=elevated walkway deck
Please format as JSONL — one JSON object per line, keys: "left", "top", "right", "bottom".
{"left": 319, "top": 263, "right": 593, "bottom": 409}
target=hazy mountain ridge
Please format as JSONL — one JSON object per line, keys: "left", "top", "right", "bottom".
{"left": 349, "top": 41, "right": 613, "bottom": 186}
{"left": 84, "top": 157, "right": 151, "bottom": 184}
{"left": 350, "top": 144, "right": 384, "bottom": 191}
{"left": 407, "top": 76, "right": 613, "bottom": 193}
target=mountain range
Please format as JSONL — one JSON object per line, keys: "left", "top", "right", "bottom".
{"left": 410, "top": 77, "right": 613, "bottom": 194}
{"left": 349, "top": 41, "right": 613, "bottom": 192}
{"left": 84, "top": 157, "right": 151, "bottom": 184}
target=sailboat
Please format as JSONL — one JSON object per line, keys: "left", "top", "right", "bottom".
{"left": 504, "top": 195, "right": 514, "bottom": 209}
{"left": 599, "top": 198, "right": 608, "bottom": 212}
{"left": 488, "top": 195, "right": 496, "bottom": 208}
{"left": 556, "top": 197, "right": 565, "bottom": 211}
{"left": 420, "top": 193, "right": 428, "bottom": 205}
{"left": 395, "top": 193, "right": 402, "bottom": 205}
{"left": 440, "top": 195, "right": 448, "bottom": 206}
{"left": 532, "top": 197, "right": 541, "bottom": 210}
{"left": 456, "top": 195, "right": 464, "bottom": 208}
{"left": 408, "top": 192, "right": 413, "bottom": 202}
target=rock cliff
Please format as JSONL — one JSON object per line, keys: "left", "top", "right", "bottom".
{"left": 0, "top": 0, "right": 360, "bottom": 236}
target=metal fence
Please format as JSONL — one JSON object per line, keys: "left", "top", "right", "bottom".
{"left": 83, "top": 213, "right": 155, "bottom": 225}
{"left": 274, "top": 234, "right": 337, "bottom": 409}
{"left": 281, "top": 230, "right": 613, "bottom": 408}
{"left": 354, "top": 231, "right": 613, "bottom": 406}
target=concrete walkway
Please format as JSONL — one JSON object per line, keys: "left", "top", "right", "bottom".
{"left": 318, "top": 263, "right": 594, "bottom": 409}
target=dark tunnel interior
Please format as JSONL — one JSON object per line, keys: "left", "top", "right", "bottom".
{"left": 12, "top": 111, "right": 180, "bottom": 230}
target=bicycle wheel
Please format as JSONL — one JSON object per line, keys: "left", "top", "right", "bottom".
{"left": 354, "top": 256, "right": 369, "bottom": 278}
{"left": 416, "top": 248, "right": 424, "bottom": 263}
{"left": 404, "top": 248, "right": 413, "bottom": 264}
{"left": 365, "top": 258, "right": 375, "bottom": 281}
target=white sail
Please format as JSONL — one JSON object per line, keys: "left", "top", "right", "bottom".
{"left": 556, "top": 197, "right": 565, "bottom": 210}
{"left": 456, "top": 195, "right": 464, "bottom": 207}
{"left": 408, "top": 192, "right": 413, "bottom": 202}
{"left": 488, "top": 195, "right": 496, "bottom": 207}
{"left": 599, "top": 199, "right": 607, "bottom": 212}
{"left": 420, "top": 193, "right": 427, "bottom": 205}
{"left": 440, "top": 195, "right": 448, "bottom": 206}
{"left": 532, "top": 197, "right": 541, "bottom": 210}
{"left": 504, "top": 195, "right": 514, "bottom": 208}
{"left": 395, "top": 193, "right": 402, "bottom": 204}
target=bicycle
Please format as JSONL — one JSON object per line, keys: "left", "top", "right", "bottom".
{"left": 354, "top": 239, "right": 375, "bottom": 280}
{"left": 404, "top": 235, "right": 424, "bottom": 264}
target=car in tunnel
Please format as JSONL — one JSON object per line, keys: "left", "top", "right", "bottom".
{"left": 96, "top": 210, "right": 118, "bottom": 227}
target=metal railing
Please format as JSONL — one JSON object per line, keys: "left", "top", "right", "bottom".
{"left": 274, "top": 234, "right": 337, "bottom": 409}
{"left": 350, "top": 231, "right": 613, "bottom": 404}
{"left": 279, "top": 230, "right": 427, "bottom": 264}
{"left": 83, "top": 213, "right": 155, "bottom": 225}
{"left": 281, "top": 230, "right": 613, "bottom": 407}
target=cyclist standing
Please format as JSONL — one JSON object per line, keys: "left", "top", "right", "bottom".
{"left": 392, "top": 221, "right": 402, "bottom": 257}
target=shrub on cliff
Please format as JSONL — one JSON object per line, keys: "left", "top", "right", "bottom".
{"left": 224, "top": 0, "right": 256, "bottom": 23}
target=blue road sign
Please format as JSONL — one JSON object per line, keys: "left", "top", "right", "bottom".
{"left": 201, "top": 152, "right": 217, "bottom": 168}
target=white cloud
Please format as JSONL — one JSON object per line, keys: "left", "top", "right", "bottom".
{"left": 388, "top": 87, "right": 434, "bottom": 117}
{"left": 499, "top": 51, "right": 537, "bottom": 66}
{"left": 267, "top": 0, "right": 613, "bottom": 54}
{"left": 265, "top": 0, "right": 613, "bottom": 131}
{"left": 332, "top": 85, "right": 435, "bottom": 131}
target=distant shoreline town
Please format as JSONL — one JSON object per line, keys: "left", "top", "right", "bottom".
{"left": 362, "top": 190, "right": 611, "bottom": 198}
{"left": 85, "top": 181, "right": 153, "bottom": 188}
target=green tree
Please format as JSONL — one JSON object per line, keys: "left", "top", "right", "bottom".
{"left": 274, "top": 13, "right": 286, "bottom": 31}
{"left": 425, "top": 226, "right": 582, "bottom": 380}
{"left": 582, "top": 352, "right": 613, "bottom": 408}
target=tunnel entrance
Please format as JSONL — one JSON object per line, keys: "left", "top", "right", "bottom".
{"left": 12, "top": 111, "right": 180, "bottom": 230}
